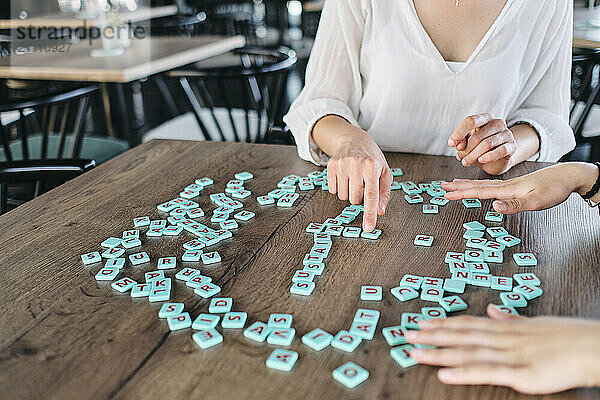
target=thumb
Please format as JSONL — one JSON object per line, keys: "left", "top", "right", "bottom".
{"left": 493, "top": 198, "right": 524, "bottom": 215}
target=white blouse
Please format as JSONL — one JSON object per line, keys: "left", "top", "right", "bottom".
{"left": 284, "top": 0, "right": 576, "bottom": 166}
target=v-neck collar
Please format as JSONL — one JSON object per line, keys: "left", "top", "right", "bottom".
{"left": 408, "top": 0, "right": 515, "bottom": 74}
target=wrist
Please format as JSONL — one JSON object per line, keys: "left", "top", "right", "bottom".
{"left": 571, "top": 162, "right": 599, "bottom": 197}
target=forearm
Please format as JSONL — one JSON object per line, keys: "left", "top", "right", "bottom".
{"left": 312, "top": 115, "right": 369, "bottom": 156}
{"left": 509, "top": 123, "right": 541, "bottom": 165}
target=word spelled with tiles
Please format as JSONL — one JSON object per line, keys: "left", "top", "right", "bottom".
{"left": 80, "top": 164, "right": 543, "bottom": 391}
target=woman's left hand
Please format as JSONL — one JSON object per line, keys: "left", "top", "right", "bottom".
{"left": 448, "top": 113, "right": 517, "bottom": 175}
{"left": 404, "top": 304, "right": 600, "bottom": 395}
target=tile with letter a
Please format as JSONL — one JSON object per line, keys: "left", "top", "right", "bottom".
{"left": 266, "top": 349, "right": 298, "bottom": 372}
{"left": 209, "top": 298, "right": 233, "bottom": 313}
{"left": 360, "top": 286, "right": 382, "bottom": 301}
{"left": 302, "top": 329, "right": 333, "bottom": 351}
{"left": 244, "top": 321, "right": 272, "bottom": 342}
{"left": 401, "top": 313, "right": 423, "bottom": 330}
{"left": 111, "top": 277, "right": 137, "bottom": 293}
{"left": 146, "top": 271, "right": 165, "bottom": 283}
{"left": 81, "top": 252, "right": 101, "bottom": 265}
{"left": 157, "top": 257, "right": 176, "bottom": 270}
{"left": 130, "top": 283, "right": 151, "bottom": 298}
{"left": 95, "top": 267, "right": 119, "bottom": 281}
{"left": 349, "top": 320, "right": 377, "bottom": 340}
{"left": 267, "top": 328, "right": 296, "bottom": 346}
{"left": 500, "top": 292, "right": 527, "bottom": 307}
{"left": 514, "top": 272, "right": 540, "bottom": 286}
{"left": 268, "top": 313, "right": 293, "bottom": 328}
{"left": 445, "top": 252, "right": 464, "bottom": 263}
{"left": 332, "top": 362, "right": 369, "bottom": 389}
{"left": 439, "top": 295, "right": 468, "bottom": 312}
{"left": 167, "top": 313, "right": 192, "bottom": 331}
{"left": 382, "top": 326, "right": 407, "bottom": 346}
{"left": 290, "top": 281, "right": 315, "bottom": 296}
{"left": 187, "top": 274, "right": 213, "bottom": 289}
{"left": 158, "top": 303, "right": 184, "bottom": 318}
{"left": 491, "top": 304, "right": 519, "bottom": 316}
{"left": 331, "top": 330, "right": 362, "bottom": 352}
{"left": 129, "top": 252, "right": 150, "bottom": 266}
{"left": 234, "top": 210, "right": 255, "bottom": 221}
{"left": 192, "top": 313, "right": 220, "bottom": 330}
{"left": 391, "top": 286, "right": 419, "bottom": 301}
{"left": 192, "top": 329, "right": 223, "bottom": 349}
{"left": 462, "top": 199, "right": 482, "bottom": 208}
{"left": 221, "top": 312, "right": 248, "bottom": 329}
{"left": 513, "top": 284, "right": 543, "bottom": 300}
{"left": 414, "top": 235, "right": 433, "bottom": 247}
{"left": 513, "top": 253, "right": 538, "bottom": 266}
{"left": 390, "top": 345, "right": 418, "bottom": 368}
{"left": 194, "top": 283, "right": 221, "bottom": 298}
{"left": 491, "top": 276, "right": 513, "bottom": 291}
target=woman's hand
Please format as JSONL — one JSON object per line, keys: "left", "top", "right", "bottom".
{"left": 404, "top": 304, "right": 600, "bottom": 395}
{"left": 319, "top": 118, "right": 392, "bottom": 232}
{"left": 441, "top": 163, "right": 600, "bottom": 214}
{"left": 448, "top": 114, "right": 517, "bottom": 175}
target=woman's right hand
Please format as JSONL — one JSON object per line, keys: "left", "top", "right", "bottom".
{"left": 441, "top": 162, "right": 599, "bottom": 214}
{"left": 322, "top": 121, "right": 393, "bottom": 232}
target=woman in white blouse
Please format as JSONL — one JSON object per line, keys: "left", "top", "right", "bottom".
{"left": 284, "top": 0, "right": 576, "bottom": 232}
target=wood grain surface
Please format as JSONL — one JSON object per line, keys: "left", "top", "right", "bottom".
{"left": 0, "top": 140, "right": 598, "bottom": 400}
{"left": 0, "top": 36, "right": 246, "bottom": 83}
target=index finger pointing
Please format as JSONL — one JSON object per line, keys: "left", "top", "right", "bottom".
{"left": 449, "top": 113, "right": 493, "bottom": 147}
{"left": 362, "top": 168, "right": 380, "bottom": 232}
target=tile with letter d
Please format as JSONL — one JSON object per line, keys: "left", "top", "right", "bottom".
{"left": 221, "top": 312, "right": 247, "bottom": 329}
{"left": 420, "top": 287, "right": 444, "bottom": 302}
{"left": 302, "top": 328, "right": 333, "bottom": 351}
{"left": 192, "top": 329, "right": 223, "bottom": 349}
{"left": 331, "top": 331, "right": 362, "bottom": 352}
{"left": 95, "top": 267, "right": 119, "bottom": 281}
{"left": 390, "top": 345, "right": 418, "bottom": 368}
{"left": 167, "top": 313, "right": 192, "bottom": 331}
{"left": 244, "top": 321, "right": 271, "bottom": 342}
{"left": 209, "top": 298, "right": 233, "bottom": 313}
{"left": 192, "top": 313, "right": 220, "bottom": 330}
{"left": 382, "top": 326, "right": 407, "bottom": 346}
{"left": 332, "top": 362, "right": 369, "bottom": 389}
{"left": 513, "top": 253, "right": 538, "bottom": 266}
{"left": 267, "top": 328, "right": 296, "bottom": 346}
{"left": 266, "top": 349, "right": 298, "bottom": 372}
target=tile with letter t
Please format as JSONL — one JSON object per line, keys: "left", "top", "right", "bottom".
{"left": 290, "top": 281, "right": 315, "bottom": 296}
{"left": 209, "top": 298, "right": 233, "bottom": 313}
{"left": 95, "top": 267, "right": 119, "bottom": 281}
{"left": 354, "top": 309, "right": 380, "bottom": 324}
{"left": 182, "top": 250, "right": 202, "bottom": 262}
{"left": 382, "top": 326, "right": 407, "bottom": 346}
{"left": 332, "top": 362, "right": 369, "bottom": 389}
{"left": 331, "top": 330, "right": 362, "bottom": 352}
{"left": 391, "top": 286, "right": 419, "bottom": 301}
{"left": 81, "top": 252, "right": 101, "bottom": 265}
{"left": 513, "top": 253, "right": 538, "bottom": 266}
{"left": 158, "top": 303, "right": 184, "bottom": 318}
{"left": 130, "top": 283, "right": 151, "bottom": 298}
{"left": 192, "top": 313, "right": 220, "bottom": 330}
{"left": 111, "top": 277, "right": 137, "bottom": 293}
{"left": 157, "top": 257, "right": 177, "bottom": 270}
{"left": 462, "top": 199, "right": 482, "bottom": 208}
{"left": 244, "top": 321, "right": 272, "bottom": 342}
{"left": 129, "top": 252, "right": 150, "bottom": 266}
{"left": 268, "top": 313, "right": 293, "bottom": 329}
{"left": 266, "top": 349, "right": 298, "bottom": 372}
{"left": 167, "top": 313, "right": 192, "bottom": 331}
{"left": 500, "top": 292, "right": 527, "bottom": 307}
{"left": 414, "top": 235, "right": 434, "bottom": 247}
{"left": 439, "top": 295, "right": 468, "bottom": 312}
{"left": 491, "top": 304, "right": 519, "bottom": 316}
{"left": 302, "top": 328, "right": 333, "bottom": 351}
{"left": 267, "top": 328, "right": 296, "bottom": 346}
{"left": 192, "top": 329, "right": 223, "bottom": 349}
{"left": 221, "top": 312, "right": 247, "bottom": 329}
{"left": 343, "top": 227, "right": 362, "bottom": 238}
{"left": 390, "top": 345, "right": 418, "bottom": 368}
{"left": 360, "top": 286, "right": 382, "bottom": 301}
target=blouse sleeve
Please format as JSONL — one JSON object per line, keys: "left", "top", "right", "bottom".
{"left": 283, "top": 0, "right": 366, "bottom": 165}
{"left": 507, "top": 1, "right": 575, "bottom": 162}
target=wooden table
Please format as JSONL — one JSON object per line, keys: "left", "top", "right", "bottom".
{"left": 0, "top": 6, "right": 179, "bottom": 29}
{"left": 0, "top": 140, "right": 598, "bottom": 400}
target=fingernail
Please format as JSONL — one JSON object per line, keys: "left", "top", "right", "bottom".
{"left": 478, "top": 157, "right": 484, "bottom": 163}
{"left": 461, "top": 159, "right": 468, "bottom": 167}
{"left": 494, "top": 200, "right": 506, "bottom": 212}
{"left": 448, "top": 139, "right": 455, "bottom": 146}
{"left": 404, "top": 331, "right": 419, "bottom": 340}
{"left": 438, "top": 369, "right": 452, "bottom": 380}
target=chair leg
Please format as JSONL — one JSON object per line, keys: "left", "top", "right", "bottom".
{"left": 154, "top": 75, "right": 178, "bottom": 118}
{"left": 0, "top": 183, "right": 7, "bottom": 214}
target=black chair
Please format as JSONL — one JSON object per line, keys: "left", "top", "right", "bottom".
{"left": 567, "top": 48, "right": 600, "bottom": 162}
{"left": 0, "top": 85, "right": 126, "bottom": 213}
{"left": 166, "top": 46, "right": 297, "bottom": 144}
